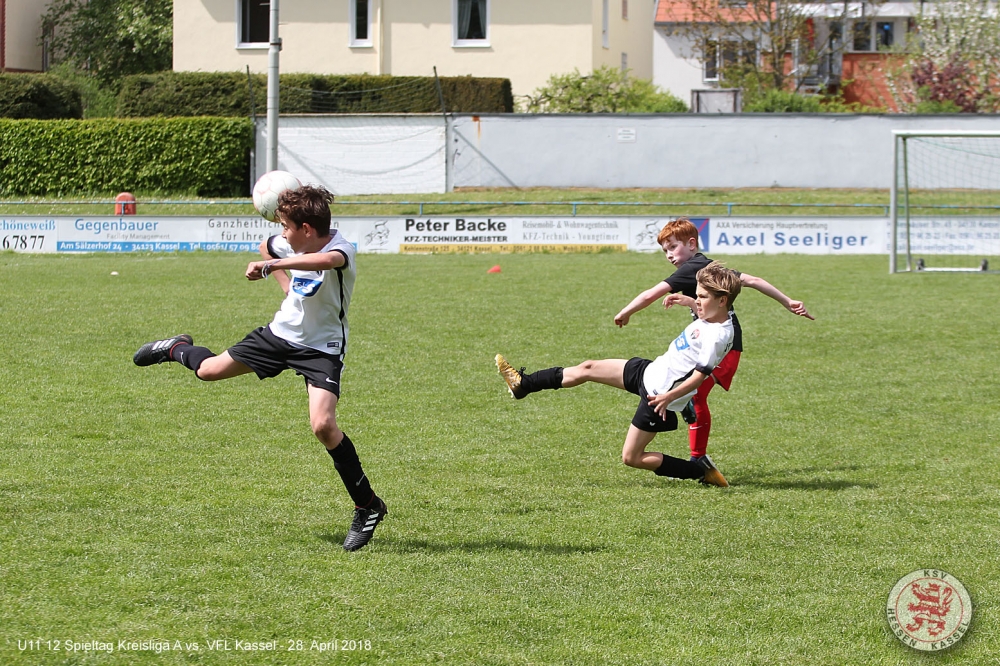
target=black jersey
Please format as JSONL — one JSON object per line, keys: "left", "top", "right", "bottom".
{"left": 663, "top": 252, "right": 743, "bottom": 352}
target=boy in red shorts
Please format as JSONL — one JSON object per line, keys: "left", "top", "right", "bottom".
{"left": 613, "top": 218, "right": 814, "bottom": 460}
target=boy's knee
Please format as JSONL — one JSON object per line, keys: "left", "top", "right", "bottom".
{"left": 311, "top": 415, "right": 341, "bottom": 442}
{"left": 621, "top": 451, "right": 642, "bottom": 468}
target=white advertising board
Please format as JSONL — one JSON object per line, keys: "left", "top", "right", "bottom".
{"left": 12, "top": 214, "right": 997, "bottom": 257}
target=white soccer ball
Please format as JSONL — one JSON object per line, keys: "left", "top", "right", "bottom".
{"left": 252, "top": 170, "right": 302, "bottom": 222}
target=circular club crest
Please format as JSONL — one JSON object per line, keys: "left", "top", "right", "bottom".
{"left": 886, "top": 569, "right": 972, "bottom": 651}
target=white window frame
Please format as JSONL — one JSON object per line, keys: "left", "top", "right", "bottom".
{"left": 350, "top": 0, "right": 374, "bottom": 47}
{"left": 236, "top": 0, "right": 270, "bottom": 50}
{"left": 453, "top": 0, "right": 490, "bottom": 48}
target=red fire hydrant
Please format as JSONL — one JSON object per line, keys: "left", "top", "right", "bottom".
{"left": 115, "top": 192, "right": 137, "bottom": 215}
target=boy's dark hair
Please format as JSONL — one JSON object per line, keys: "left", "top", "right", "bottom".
{"left": 656, "top": 217, "right": 699, "bottom": 248}
{"left": 696, "top": 261, "right": 741, "bottom": 308}
{"left": 277, "top": 185, "right": 335, "bottom": 235}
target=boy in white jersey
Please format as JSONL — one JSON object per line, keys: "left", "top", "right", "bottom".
{"left": 133, "top": 185, "right": 386, "bottom": 551}
{"left": 495, "top": 262, "right": 740, "bottom": 487}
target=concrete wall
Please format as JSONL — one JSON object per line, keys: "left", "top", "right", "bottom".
{"left": 449, "top": 113, "right": 1000, "bottom": 189}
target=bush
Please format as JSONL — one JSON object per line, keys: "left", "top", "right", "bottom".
{"left": 522, "top": 66, "right": 687, "bottom": 113}
{"left": 743, "top": 89, "right": 822, "bottom": 113}
{"left": 115, "top": 72, "right": 513, "bottom": 117}
{"left": 0, "top": 117, "right": 253, "bottom": 196}
{"left": 0, "top": 73, "right": 83, "bottom": 119}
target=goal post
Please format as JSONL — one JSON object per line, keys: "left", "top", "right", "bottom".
{"left": 890, "top": 130, "right": 1000, "bottom": 274}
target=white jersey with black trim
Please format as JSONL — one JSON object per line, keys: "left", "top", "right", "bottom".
{"left": 642, "top": 317, "right": 734, "bottom": 412}
{"left": 266, "top": 232, "right": 356, "bottom": 356}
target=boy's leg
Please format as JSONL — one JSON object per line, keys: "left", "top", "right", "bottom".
{"left": 621, "top": 425, "right": 662, "bottom": 471}
{"left": 688, "top": 376, "right": 715, "bottom": 458}
{"left": 307, "top": 384, "right": 386, "bottom": 552}
{"left": 688, "top": 351, "right": 739, "bottom": 459}
{"left": 654, "top": 452, "right": 729, "bottom": 487}
{"left": 133, "top": 334, "right": 254, "bottom": 380}
{"left": 496, "top": 354, "right": 627, "bottom": 398}
{"left": 561, "top": 359, "right": 628, "bottom": 389}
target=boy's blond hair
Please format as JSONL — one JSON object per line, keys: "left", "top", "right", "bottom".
{"left": 696, "top": 261, "right": 741, "bottom": 308}
{"left": 656, "top": 217, "right": 700, "bottom": 247}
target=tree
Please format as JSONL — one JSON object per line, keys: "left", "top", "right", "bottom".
{"left": 42, "top": 0, "right": 172, "bottom": 83}
{"left": 521, "top": 67, "right": 688, "bottom": 113}
{"left": 669, "top": 0, "right": 860, "bottom": 101}
{"left": 885, "top": 0, "right": 1000, "bottom": 113}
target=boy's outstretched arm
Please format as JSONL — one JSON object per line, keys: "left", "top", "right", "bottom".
{"left": 740, "top": 273, "right": 815, "bottom": 320}
{"left": 614, "top": 281, "right": 673, "bottom": 327}
{"left": 258, "top": 238, "right": 291, "bottom": 295}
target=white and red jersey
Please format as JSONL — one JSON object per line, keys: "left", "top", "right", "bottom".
{"left": 642, "top": 317, "right": 734, "bottom": 412}
{"left": 265, "top": 232, "right": 356, "bottom": 356}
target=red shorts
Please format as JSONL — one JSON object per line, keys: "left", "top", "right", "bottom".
{"left": 710, "top": 350, "right": 741, "bottom": 391}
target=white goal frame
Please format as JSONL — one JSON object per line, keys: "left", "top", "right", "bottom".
{"left": 889, "top": 129, "right": 1000, "bottom": 274}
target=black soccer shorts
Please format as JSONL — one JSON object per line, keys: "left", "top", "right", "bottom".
{"left": 228, "top": 326, "right": 344, "bottom": 395}
{"left": 623, "top": 357, "right": 678, "bottom": 433}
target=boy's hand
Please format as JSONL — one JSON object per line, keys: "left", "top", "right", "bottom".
{"left": 663, "top": 293, "right": 695, "bottom": 310}
{"left": 614, "top": 311, "right": 631, "bottom": 327}
{"left": 647, "top": 393, "right": 672, "bottom": 419}
{"left": 246, "top": 260, "right": 269, "bottom": 281}
{"left": 787, "top": 300, "right": 815, "bottom": 320}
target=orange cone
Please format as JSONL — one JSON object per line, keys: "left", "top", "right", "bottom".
{"left": 487, "top": 265, "right": 502, "bottom": 273}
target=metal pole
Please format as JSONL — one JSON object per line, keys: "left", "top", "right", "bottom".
{"left": 902, "top": 137, "right": 912, "bottom": 272}
{"left": 266, "top": 0, "right": 281, "bottom": 173}
{"left": 889, "top": 132, "right": 898, "bottom": 273}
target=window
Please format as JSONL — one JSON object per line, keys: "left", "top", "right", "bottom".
{"left": 351, "top": 0, "right": 373, "bottom": 47}
{"left": 852, "top": 21, "right": 871, "bottom": 51}
{"left": 454, "top": 0, "right": 488, "bottom": 45}
{"left": 704, "top": 40, "right": 756, "bottom": 82}
{"left": 622, "top": 0, "right": 628, "bottom": 20}
{"left": 240, "top": 0, "right": 270, "bottom": 45}
{"left": 602, "top": 0, "right": 610, "bottom": 48}
{"left": 621, "top": 52, "right": 628, "bottom": 71}
{"left": 876, "top": 21, "right": 894, "bottom": 48}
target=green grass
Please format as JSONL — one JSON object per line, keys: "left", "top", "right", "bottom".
{"left": 0, "top": 188, "right": 897, "bottom": 218}
{"left": 1, "top": 251, "right": 999, "bottom": 665}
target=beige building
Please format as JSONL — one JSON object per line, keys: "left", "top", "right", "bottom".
{"left": 174, "top": 0, "right": 655, "bottom": 98}
{"left": 1, "top": 0, "right": 53, "bottom": 72}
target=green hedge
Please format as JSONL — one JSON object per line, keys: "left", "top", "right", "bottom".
{"left": 0, "top": 73, "right": 83, "bottom": 119}
{"left": 0, "top": 117, "right": 254, "bottom": 196}
{"left": 116, "top": 72, "right": 513, "bottom": 117}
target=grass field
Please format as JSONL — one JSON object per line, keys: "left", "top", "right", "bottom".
{"left": 0, "top": 187, "right": 897, "bottom": 218}
{"left": 2, "top": 250, "right": 999, "bottom": 665}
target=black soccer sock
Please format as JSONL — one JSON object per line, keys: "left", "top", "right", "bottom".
{"left": 171, "top": 344, "right": 215, "bottom": 374}
{"left": 654, "top": 455, "right": 704, "bottom": 480}
{"left": 327, "top": 433, "right": 376, "bottom": 507}
{"left": 523, "top": 366, "right": 564, "bottom": 393}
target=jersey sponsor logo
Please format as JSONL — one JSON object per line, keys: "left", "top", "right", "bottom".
{"left": 691, "top": 328, "right": 701, "bottom": 339}
{"left": 291, "top": 277, "right": 323, "bottom": 297}
{"left": 673, "top": 331, "right": 690, "bottom": 351}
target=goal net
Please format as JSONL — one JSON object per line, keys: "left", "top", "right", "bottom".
{"left": 890, "top": 130, "right": 1000, "bottom": 273}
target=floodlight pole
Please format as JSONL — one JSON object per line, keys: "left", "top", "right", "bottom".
{"left": 266, "top": 0, "right": 281, "bottom": 172}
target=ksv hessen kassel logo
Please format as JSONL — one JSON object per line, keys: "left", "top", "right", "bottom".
{"left": 886, "top": 569, "right": 972, "bottom": 651}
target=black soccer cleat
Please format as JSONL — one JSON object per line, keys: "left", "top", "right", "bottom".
{"left": 695, "top": 454, "right": 729, "bottom": 488}
{"left": 680, "top": 399, "right": 697, "bottom": 425}
{"left": 343, "top": 497, "right": 387, "bottom": 552}
{"left": 495, "top": 354, "right": 529, "bottom": 399}
{"left": 133, "top": 334, "right": 193, "bottom": 367}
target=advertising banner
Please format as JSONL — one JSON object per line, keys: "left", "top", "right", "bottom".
{"left": 1, "top": 214, "right": 975, "bottom": 257}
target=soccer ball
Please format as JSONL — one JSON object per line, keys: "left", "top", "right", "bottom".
{"left": 252, "top": 170, "right": 302, "bottom": 222}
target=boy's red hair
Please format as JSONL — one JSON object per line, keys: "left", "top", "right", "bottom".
{"left": 656, "top": 217, "right": 699, "bottom": 248}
